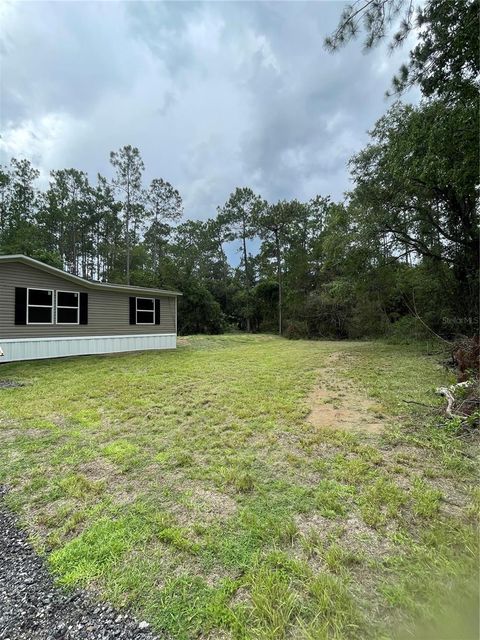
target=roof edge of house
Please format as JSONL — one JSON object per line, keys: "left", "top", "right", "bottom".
{"left": 0, "top": 254, "right": 183, "bottom": 297}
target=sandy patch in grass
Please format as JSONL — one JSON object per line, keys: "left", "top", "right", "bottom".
{"left": 77, "top": 459, "right": 120, "bottom": 483}
{"left": 170, "top": 483, "right": 238, "bottom": 526}
{"left": 121, "top": 540, "right": 232, "bottom": 594}
{"left": 0, "top": 427, "right": 48, "bottom": 443}
{"left": 307, "top": 354, "right": 385, "bottom": 434}
{"left": 339, "top": 514, "right": 395, "bottom": 557}
{"left": 295, "top": 512, "right": 335, "bottom": 537}
{"left": 229, "top": 584, "right": 250, "bottom": 607}
{"left": 295, "top": 512, "right": 394, "bottom": 559}
{"left": 307, "top": 388, "right": 384, "bottom": 433}
{"left": 188, "top": 486, "right": 237, "bottom": 519}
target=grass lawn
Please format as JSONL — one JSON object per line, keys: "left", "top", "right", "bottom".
{"left": 0, "top": 335, "right": 478, "bottom": 639}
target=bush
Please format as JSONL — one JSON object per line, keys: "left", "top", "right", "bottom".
{"left": 178, "top": 281, "right": 225, "bottom": 335}
{"left": 346, "top": 299, "right": 389, "bottom": 339}
{"left": 386, "top": 316, "right": 432, "bottom": 344}
{"left": 304, "top": 291, "right": 349, "bottom": 339}
{"left": 284, "top": 320, "right": 308, "bottom": 340}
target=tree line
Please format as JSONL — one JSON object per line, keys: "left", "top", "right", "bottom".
{"left": 1, "top": 0, "right": 477, "bottom": 340}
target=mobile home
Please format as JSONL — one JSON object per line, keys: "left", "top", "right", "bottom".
{"left": 0, "top": 255, "right": 181, "bottom": 362}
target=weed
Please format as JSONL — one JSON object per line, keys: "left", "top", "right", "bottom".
{"left": 359, "top": 476, "right": 407, "bottom": 528}
{"left": 305, "top": 572, "right": 365, "bottom": 638}
{"left": 222, "top": 467, "right": 255, "bottom": 493}
{"left": 247, "top": 567, "right": 299, "bottom": 639}
{"left": 324, "top": 543, "right": 362, "bottom": 574}
{"left": 411, "top": 477, "right": 443, "bottom": 518}
{"left": 103, "top": 441, "right": 141, "bottom": 470}
{"left": 315, "top": 480, "right": 353, "bottom": 518}
{"left": 57, "top": 474, "right": 105, "bottom": 500}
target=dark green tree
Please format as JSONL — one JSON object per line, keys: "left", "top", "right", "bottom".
{"left": 145, "top": 178, "right": 183, "bottom": 271}
{"left": 91, "top": 175, "right": 124, "bottom": 280}
{"left": 110, "top": 145, "right": 145, "bottom": 283}
{"left": 349, "top": 99, "right": 479, "bottom": 319}
{"left": 254, "top": 200, "right": 307, "bottom": 335}
{"left": 392, "top": 0, "right": 478, "bottom": 101}
{"left": 44, "top": 169, "right": 93, "bottom": 276}
{"left": 218, "top": 187, "right": 266, "bottom": 331}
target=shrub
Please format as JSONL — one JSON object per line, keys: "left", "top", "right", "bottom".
{"left": 284, "top": 320, "right": 308, "bottom": 340}
{"left": 386, "top": 316, "right": 432, "bottom": 344}
{"left": 178, "top": 281, "right": 225, "bottom": 335}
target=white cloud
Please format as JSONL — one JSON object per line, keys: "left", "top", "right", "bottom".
{"left": 0, "top": 112, "right": 87, "bottom": 184}
{"left": 0, "top": 0, "right": 418, "bottom": 215}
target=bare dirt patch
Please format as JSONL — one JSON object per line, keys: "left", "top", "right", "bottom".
{"left": 295, "top": 512, "right": 394, "bottom": 560}
{"left": 1, "top": 428, "right": 47, "bottom": 442}
{"left": 187, "top": 486, "right": 237, "bottom": 519}
{"left": 307, "top": 354, "right": 385, "bottom": 434}
{"left": 77, "top": 459, "right": 119, "bottom": 482}
{"left": 171, "top": 483, "right": 238, "bottom": 526}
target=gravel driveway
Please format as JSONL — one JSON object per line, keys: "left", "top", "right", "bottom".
{"left": 0, "top": 488, "right": 162, "bottom": 640}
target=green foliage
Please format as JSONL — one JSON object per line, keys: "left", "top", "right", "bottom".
{"left": 349, "top": 99, "right": 479, "bottom": 327}
{"left": 1, "top": 111, "right": 476, "bottom": 339}
{"left": 411, "top": 478, "right": 443, "bottom": 518}
{"left": 247, "top": 566, "right": 299, "bottom": 638}
{"left": 386, "top": 317, "right": 433, "bottom": 344}
{"left": 360, "top": 477, "right": 407, "bottom": 528}
{"left": 177, "top": 279, "right": 225, "bottom": 335}
{"left": 391, "top": 0, "right": 479, "bottom": 102}
{"left": 327, "top": 0, "right": 479, "bottom": 104}
{"left": 284, "top": 320, "right": 308, "bottom": 340}
{"left": 306, "top": 572, "right": 365, "bottom": 638}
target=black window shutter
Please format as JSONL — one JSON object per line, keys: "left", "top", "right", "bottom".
{"left": 129, "top": 297, "right": 136, "bottom": 324}
{"left": 79, "top": 293, "right": 88, "bottom": 324}
{"left": 155, "top": 299, "right": 160, "bottom": 325}
{"left": 15, "top": 287, "right": 27, "bottom": 325}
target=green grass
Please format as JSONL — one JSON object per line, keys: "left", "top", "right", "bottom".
{"left": 0, "top": 335, "right": 478, "bottom": 639}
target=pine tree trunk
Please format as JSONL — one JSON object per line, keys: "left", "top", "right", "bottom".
{"left": 275, "top": 230, "right": 282, "bottom": 336}
{"left": 242, "top": 218, "right": 251, "bottom": 332}
{"left": 126, "top": 175, "right": 131, "bottom": 285}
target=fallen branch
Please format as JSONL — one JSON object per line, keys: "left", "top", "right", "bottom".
{"left": 435, "top": 387, "right": 460, "bottom": 418}
{"left": 401, "top": 399, "right": 436, "bottom": 408}
{"left": 435, "top": 382, "right": 477, "bottom": 420}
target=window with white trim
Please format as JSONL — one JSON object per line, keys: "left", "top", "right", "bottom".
{"left": 56, "top": 290, "right": 80, "bottom": 324}
{"left": 27, "top": 288, "right": 53, "bottom": 324}
{"left": 136, "top": 297, "right": 155, "bottom": 324}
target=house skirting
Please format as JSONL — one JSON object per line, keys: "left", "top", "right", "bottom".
{"left": 0, "top": 333, "right": 177, "bottom": 363}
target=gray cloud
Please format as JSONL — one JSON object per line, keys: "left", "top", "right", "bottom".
{"left": 0, "top": 0, "right": 418, "bottom": 215}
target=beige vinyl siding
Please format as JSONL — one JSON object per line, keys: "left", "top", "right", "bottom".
{"left": 0, "top": 263, "right": 176, "bottom": 339}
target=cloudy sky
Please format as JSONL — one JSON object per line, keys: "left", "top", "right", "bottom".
{"left": 0, "top": 1, "right": 416, "bottom": 219}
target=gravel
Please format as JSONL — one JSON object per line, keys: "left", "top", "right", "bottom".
{"left": 0, "top": 487, "right": 163, "bottom": 640}
{"left": 0, "top": 380, "right": 24, "bottom": 389}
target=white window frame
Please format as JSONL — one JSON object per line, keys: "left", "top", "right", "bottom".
{"left": 136, "top": 297, "right": 155, "bottom": 325}
{"left": 56, "top": 290, "right": 80, "bottom": 325}
{"left": 27, "top": 287, "right": 54, "bottom": 325}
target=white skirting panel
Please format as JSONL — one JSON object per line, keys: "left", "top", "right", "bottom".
{"left": 0, "top": 333, "right": 176, "bottom": 363}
